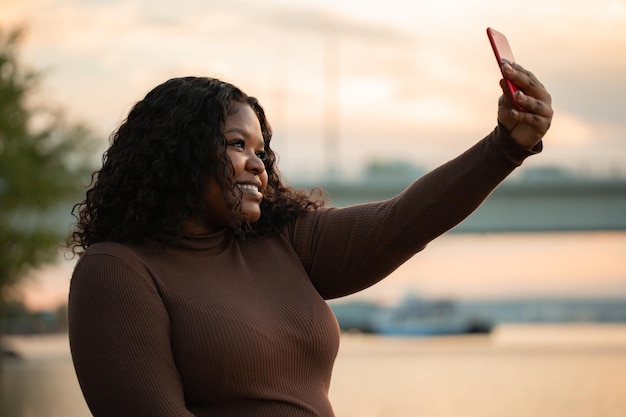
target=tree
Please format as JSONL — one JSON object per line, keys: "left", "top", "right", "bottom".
{"left": 0, "top": 27, "right": 97, "bottom": 335}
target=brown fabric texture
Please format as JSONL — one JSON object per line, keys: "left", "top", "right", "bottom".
{"left": 68, "top": 126, "right": 539, "bottom": 417}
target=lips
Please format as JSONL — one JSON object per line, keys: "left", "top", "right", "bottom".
{"left": 236, "top": 182, "right": 263, "bottom": 200}
{"left": 237, "top": 183, "right": 259, "bottom": 193}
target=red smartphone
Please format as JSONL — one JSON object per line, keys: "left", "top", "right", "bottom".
{"left": 487, "top": 27, "right": 523, "bottom": 108}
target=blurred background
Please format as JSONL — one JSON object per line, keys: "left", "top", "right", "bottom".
{"left": 1, "top": 0, "right": 625, "bottom": 416}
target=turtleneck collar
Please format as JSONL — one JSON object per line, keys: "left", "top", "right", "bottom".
{"left": 158, "top": 229, "right": 233, "bottom": 257}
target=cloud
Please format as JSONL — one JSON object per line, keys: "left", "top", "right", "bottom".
{"left": 2, "top": 0, "right": 625, "bottom": 177}
{"left": 547, "top": 111, "right": 595, "bottom": 146}
{"left": 548, "top": 73, "right": 626, "bottom": 126}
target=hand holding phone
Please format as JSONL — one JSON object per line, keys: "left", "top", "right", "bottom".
{"left": 487, "top": 27, "right": 523, "bottom": 108}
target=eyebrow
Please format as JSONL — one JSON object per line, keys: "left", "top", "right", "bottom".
{"left": 223, "top": 128, "right": 265, "bottom": 146}
{"left": 223, "top": 127, "right": 247, "bottom": 135}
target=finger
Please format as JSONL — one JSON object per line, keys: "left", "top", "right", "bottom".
{"left": 514, "top": 90, "right": 553, "bottom": 118}
{"left": 510, "top": 98, "right": 552, "bottom": 131}
{"left": 505, "top": 62, "right": 543, "bottom": 89}
{"left": 498, "top": 79, "right": 514, "bottom": 106}
{"left": 502, "top": 63, "right": 551, "bottom": 104}
{"left": 517, "top": 110, "right": 552, "bottom": 140}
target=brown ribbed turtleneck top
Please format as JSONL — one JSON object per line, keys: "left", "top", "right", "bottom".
{"left": 68, "top": 127, "right": 540, "bottom": 417}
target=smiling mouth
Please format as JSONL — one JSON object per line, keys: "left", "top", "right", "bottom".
{"left": 237, "top": 184, "right": 259, "bottom": 193}
{"left": 237, "top": 183, "right": 263, "bottom": 199}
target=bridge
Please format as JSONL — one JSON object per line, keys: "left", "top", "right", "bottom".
{"left": 293, "top": 178, "right": 626, "bottom": 233}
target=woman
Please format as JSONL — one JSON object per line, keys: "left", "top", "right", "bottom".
{"left": 68, "top": 62, "right": 552, "bottom": 417}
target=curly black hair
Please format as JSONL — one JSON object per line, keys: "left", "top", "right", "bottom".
{"left": 69, "top": 76, "right": 324, "bottom": 255}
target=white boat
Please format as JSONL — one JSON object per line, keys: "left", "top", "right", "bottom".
{"left": 371, "top": 296, "right": 492, "bottom": 336}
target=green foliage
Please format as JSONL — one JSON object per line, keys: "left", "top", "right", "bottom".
{"left": 0, "top": 27, "right": 97, "bottom": 317}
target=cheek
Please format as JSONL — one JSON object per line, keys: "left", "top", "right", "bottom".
{"left": 226, "top": 150, "right": 245, "bottom": 174}
{"left": 261, "top": 171, "right": 269, "bottom": 191}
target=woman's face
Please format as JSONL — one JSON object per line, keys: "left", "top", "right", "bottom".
{"left": 188, "top": 102, "right": 269, "bottom": 234}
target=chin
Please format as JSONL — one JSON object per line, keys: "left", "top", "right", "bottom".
{"left": 241, "top": 209, "right": 262, "bottom": 224}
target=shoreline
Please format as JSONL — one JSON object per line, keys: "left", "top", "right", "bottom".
{"left": 4, "top": 323, "right": 626, "bottom": 360}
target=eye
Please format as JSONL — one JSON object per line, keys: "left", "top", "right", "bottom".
{"left": 228, "top": 139, "right": 245, "bottom": 149}
{"left": 255, "top": 150, "right": 267, "bottom": 161}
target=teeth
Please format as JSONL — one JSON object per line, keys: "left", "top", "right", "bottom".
{"left": 238, "top": 184, "right": 259, "bottom": 192}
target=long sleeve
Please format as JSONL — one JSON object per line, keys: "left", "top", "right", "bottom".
{"left": 68, "top": 249, "right": 197, "bottom": 417}
{"left": 289, "top": 126, "right": 541, "bottom": 299}
{"left": 68, "top": 237, "right": 342, "bottom": 417}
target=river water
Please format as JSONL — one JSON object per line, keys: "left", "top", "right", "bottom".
{"left": 2, "top": 231, "right": 625, "bottom": 416}
{"left": 2, "top": 324, "right": 626, "bottom": 417}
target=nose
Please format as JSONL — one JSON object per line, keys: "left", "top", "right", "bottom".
{"left": 247, "top": 151, "right": 265, "bottom": 175}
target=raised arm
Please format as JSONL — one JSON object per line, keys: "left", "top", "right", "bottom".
{"left": 290, "top": 63, "right": 553, "bottom": 300}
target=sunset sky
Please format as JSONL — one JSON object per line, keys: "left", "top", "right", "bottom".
{"left": 4, "top": 0, "right": 626, "bottom": 178}
{"left": 2, "top": 0, "right": 626, "bottom": 309}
